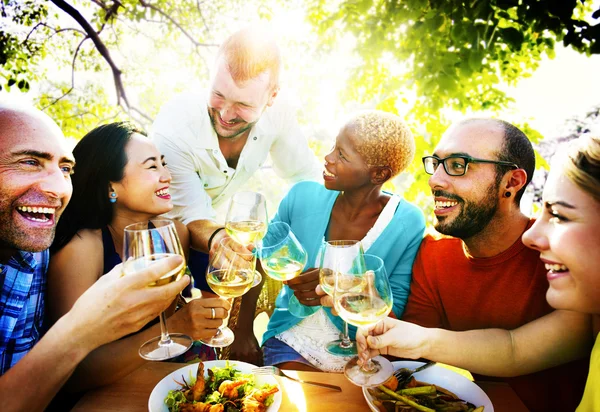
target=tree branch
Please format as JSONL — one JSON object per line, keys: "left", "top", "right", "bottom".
{"left": 40, "top": 36, "right": 89, "bottom": 111}
{"left": 49, "top": 0, "right": 152, "bottom": 121}
{"left": 138, "top": 0, "right": 218, "bottom": 48}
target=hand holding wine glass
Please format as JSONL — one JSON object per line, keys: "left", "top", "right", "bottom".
{"left": 123, "top": 219, "right": 193, "bottom": 361}
{"left": 319, "top": 240, "right": 366, "bottom": 356}
{"left": 225, "top": 191, "right": 268, "bottom": 286}
{"left": 333, "top": 254, "right": 394, "bottom": 387}
{"left": 200, "top": 237, "right": 257, "bottom": 347}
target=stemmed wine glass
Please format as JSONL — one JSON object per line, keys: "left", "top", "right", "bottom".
{"left": 123, "top": 219, "right": 193, "bottom": 361}
{"left": 319, "top": 240, "right": 366, "bottom": 356}
{"left": 200, "top": 237, "right": 256, "bottom": 347}
{"left": 259, "top": 221, "right": 308, "bottom": 317}
{"left": 334, "top": 254, "right": 394, "bottom": 387}
{"left": 225, "top": 191, "right": 268, "bottom": 287}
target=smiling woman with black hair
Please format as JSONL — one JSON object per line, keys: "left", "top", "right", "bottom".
{"left": 47, "top": 122, "right": 230, "bottom": 392}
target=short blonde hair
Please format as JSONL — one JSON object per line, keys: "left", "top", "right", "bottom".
{"left": 563, "top": 135, "right": 600, "bottom": 202}
{"left": 348, "top": 110, "right": 415, "bottom": 177}
{"left": 218, "top": 26, "right": 280, "bottom": 90}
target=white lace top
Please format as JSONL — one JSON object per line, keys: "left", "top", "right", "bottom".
{"left": 275, "top": 195, "right": 401, "bottom": 372}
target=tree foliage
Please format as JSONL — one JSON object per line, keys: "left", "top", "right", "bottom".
{"left": 0, "top": 0, "right": 271, "bottom": 132}
{"left": 306, "top": 0, "right": 598, "bottom": 208}
{"left": 307, "top": 0, "right": 599, "bottom": 117}
{"left": 1, "top": 0, "right": 598, "bottom": 212}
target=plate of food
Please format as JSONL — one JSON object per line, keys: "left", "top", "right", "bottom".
{"left": 363, "top": 361, "right": 493, "bottom": 412}
{"left": 149, "top": 360, "right": 281, "bottom": 412}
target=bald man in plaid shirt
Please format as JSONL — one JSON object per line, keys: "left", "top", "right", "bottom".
{"left": 0, "top": 103, "right": 189, "bottom": 411}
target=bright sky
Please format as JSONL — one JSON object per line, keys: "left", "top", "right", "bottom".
{"left": 505, "top": 45, "right": 600, "bottom": 138}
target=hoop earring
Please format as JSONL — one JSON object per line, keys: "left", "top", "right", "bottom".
{"left": 504, "top": 191, "right": 511, "bottom": 198}
{"left": 110, "top": 192, "right": 117, "bottom": 203}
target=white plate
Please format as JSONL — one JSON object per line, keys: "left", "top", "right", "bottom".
{"left": 148, "top": 360, "right": 282, "bottom": 412}
{"left": 363, "top": 361, "right": 494, "bottom": 412}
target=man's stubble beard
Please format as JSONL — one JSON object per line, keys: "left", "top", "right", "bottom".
{"left": 209, "top": 109, "right": 256, "bottom": 140}
{"left": 434, "top": 180, "right": 500, "bottom": 240}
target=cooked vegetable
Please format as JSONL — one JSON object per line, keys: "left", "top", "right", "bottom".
{"left": 368, "top": 376, "right": 484, "bottom": 412}
{"left": 164, "top": 361, "right": 278, "bottom": 412}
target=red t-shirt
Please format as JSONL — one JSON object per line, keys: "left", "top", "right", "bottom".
{"left": 403, "top": 222, "right": 588, "bottom": 412}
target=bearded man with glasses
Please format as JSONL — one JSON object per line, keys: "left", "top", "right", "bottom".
{"left": 395, "top": 119, "right": 591, "bottom": 412}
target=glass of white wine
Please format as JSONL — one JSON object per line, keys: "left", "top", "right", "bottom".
{"left": 225, "top": 191, "right": 268, "bottom": 287}
{"left": 334, "top": 254, "right": 394, "bottom": 386}
{"left": 200, "top": 237, "right": 256, "bottom": 347}
{"left": 259, "top": 221, "right": 308, "bottom": 317}
{"left": 320, "top": 240, "right": 366, "bottom": 356}
{"left": 123, "top": 219, "right": 193, "bottom": 361}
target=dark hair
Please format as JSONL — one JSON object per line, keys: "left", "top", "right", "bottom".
{"left": 495, "top": 120, "right": 536, "bottom": 203}
{"left": 51, "top": 122, "right": 144, "bottom": 252}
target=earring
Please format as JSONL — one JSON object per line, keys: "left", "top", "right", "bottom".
{"left": 504, "top": 191, "right": 511, "bottom": 198}
{"left": 110, "top": 192, "right": 117, "bottom": 203}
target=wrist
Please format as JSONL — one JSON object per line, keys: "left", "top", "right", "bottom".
{"left": 50, "top": 312, "right": 98, "bottom": 359}
{"left": 207, "top": 227, "right": 226, "bottom": 251}
{"left": 419, "top": 327, "right": 442, "bottom": 360}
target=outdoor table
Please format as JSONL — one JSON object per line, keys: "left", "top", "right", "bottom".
{"left": 71, "top": 362, "right": 529, "bottom": 411}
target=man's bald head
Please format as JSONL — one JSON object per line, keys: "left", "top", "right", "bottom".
{"left": 0, "top": 103, "right": 74, "bottom": 261}
{"left": 446, "top": 118, "right": 535, "bottom": 203}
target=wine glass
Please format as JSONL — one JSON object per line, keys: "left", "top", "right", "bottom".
{"left": 200, "top": 237, "right": 256, "bottom": 347}
{"left": 334, "top": 254, "right": 394, "bottom": 387}
{"left": 259, "top": 221, "right": 308, "bottom": 317}
{"left": 225, "top": 191, "right": 268, "bottom": 287}
{"left": 123, "top": 219, "right": 193, "bottom": 361}
{"left": 320, "top": 240, "right": 366, "bottom": 356}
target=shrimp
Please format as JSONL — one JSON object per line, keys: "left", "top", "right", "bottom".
{"left": 218, "top": 378, "right": 250, "bottom": 399}
{"left": 183, "top": 362, "right": 207, "bottom": 402}
{"left": 249, "top": 386, "right": 279, "bottom": 404}
{"left": 241, "top": 397, "right": 265, "bottom": 412}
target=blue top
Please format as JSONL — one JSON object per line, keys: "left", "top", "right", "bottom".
{"left": 262, "top": 181, "right": 426, "bottom": 345}
{"left": 0, "top": 250, "right": 48, "bottom": 375}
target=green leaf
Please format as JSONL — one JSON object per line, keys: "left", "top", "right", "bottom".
{"left": 500, "top": 27, "right": 525, "bottom": 50}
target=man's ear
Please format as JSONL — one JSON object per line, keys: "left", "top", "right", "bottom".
{"left": 266, "top": 86, "right": 279, "bottom": 107}
{"left": 503, "top": 168, "right": 528, "bottom": 197}
{"left": 371, "top": 166, "right": 393, "bottom": 185}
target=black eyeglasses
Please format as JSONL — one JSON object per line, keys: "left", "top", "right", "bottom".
{"left": 422, "top": 155, "right": 518, "bottom": 176}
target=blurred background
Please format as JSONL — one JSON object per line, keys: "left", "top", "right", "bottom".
{"left": 2, "top": 0, "right": 599, "bottom": 221}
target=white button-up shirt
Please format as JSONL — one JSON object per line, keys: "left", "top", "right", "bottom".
{"left": 151, "top": 91, "right": 321, "bottom": 224}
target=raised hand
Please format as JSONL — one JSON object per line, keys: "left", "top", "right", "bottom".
{"left": 356, "top": 318, "right": 427, "bottom": 365}
{"left": 285, "top": 267, "right": 321, "bottom": 306}
{"left": 68, "top": 255, "right": 189, "bottom": 351}
{"left": 168, "top": 297, "right": 231, "bottom": 341}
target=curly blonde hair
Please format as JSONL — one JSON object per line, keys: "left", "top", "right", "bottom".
{"left": 348, "top": 110, "right": 415, "bottom": 177}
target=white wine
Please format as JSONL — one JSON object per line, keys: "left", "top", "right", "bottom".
{"left": 225, "top": 220, "right": 267, "bottom": 245}
{"left": 124, "top": 253, "right": 185, "bottom": 287}
{"left": 207, "top": 269, "right": 254, "bottom": 298}
{"left": 319, "top": 269, "right": 366, "bottom": 296}
{"left": 263, "top": 257, "right": 304, "bottom": 281}
{"left": 336, "top": 293, "right": 391, "bottom": 327}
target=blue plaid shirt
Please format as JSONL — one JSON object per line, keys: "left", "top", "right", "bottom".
{"left": 0, "top": 250, "right": 47, "bottom": 375}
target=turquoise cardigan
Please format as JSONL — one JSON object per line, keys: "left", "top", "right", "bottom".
{"left": 262, "top": 181, "right": 426, "bottom": 344}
